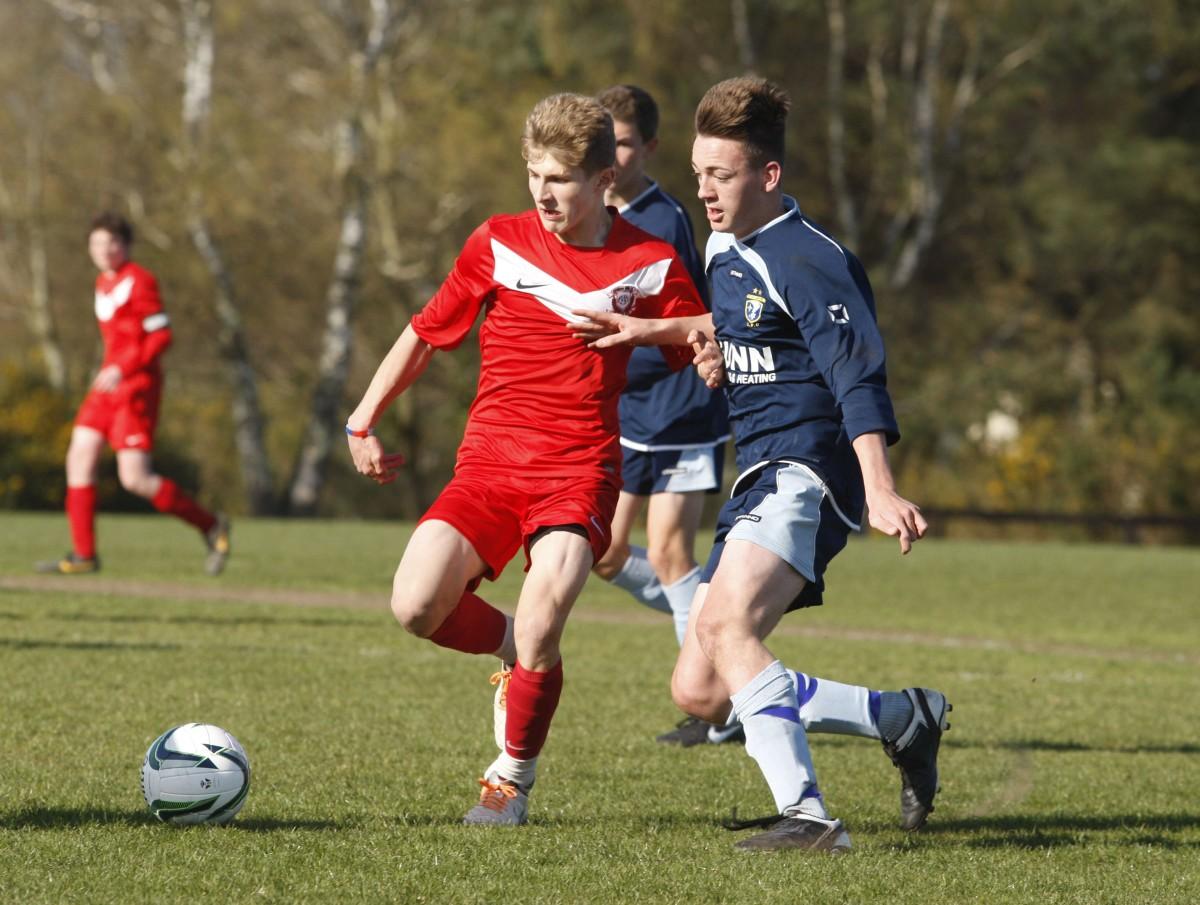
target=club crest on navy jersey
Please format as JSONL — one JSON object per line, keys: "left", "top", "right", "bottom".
{"left": 744, "top": 288, "right": 766, "bottom": 327}
{"left": 609, "top": 284, "right": 643, "bottom": 315}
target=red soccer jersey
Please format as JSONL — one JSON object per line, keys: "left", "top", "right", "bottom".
{"left": 94, "top": 261, "right": 172, "bottom": 387}
{"left": 411, "top": 210, "right": 706, "bottom": 478}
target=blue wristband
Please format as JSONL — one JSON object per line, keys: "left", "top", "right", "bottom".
{"left": 345, "top": 424, "right": 375, "bottom": 438}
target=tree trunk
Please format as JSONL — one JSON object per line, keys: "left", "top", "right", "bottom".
{"left": 287, "top": 0, "right": 396, "bottom": 514}
{"left": 25, "top": 131, "right": 67, "bottom": 391}
{"left": 179, "top": 0, "right": 276, "bottom": 513}
{"left": 288, "top": 127, "right": 369, "bottom": 514}
{"left": 825, "top": 0, "right": 858, "bottom": 248}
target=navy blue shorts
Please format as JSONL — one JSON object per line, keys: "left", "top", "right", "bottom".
{"left": 700, "top": 461, "right": 855, "bottom": 612}
{"left": 620, "top": 443, "right": 725, "bottom": 496}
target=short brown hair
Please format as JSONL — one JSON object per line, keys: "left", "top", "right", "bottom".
{"left": 695, "top": 77, "right": 791, "bottom": 167}
{"left": 596, "top": 84, "right": 658, "bottom": 142}
{"left": 89, "top": 211, "right": 134, "bottom": 246}
{"left": 522, "top": 93, "right": 615, "bottom": 175}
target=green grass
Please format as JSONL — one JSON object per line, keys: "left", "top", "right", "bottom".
{"left": 1, "top": 512, "right": 1198, "bottom": 903}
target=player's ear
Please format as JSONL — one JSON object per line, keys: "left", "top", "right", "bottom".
{"left": 596, "top": 166, "right": 616, "bottom": 193}
{"left": 645, "top": 136, "right": 659, "bottom": 157}
{"left": 761, "top": 160, "right": 782, "bottom": 193}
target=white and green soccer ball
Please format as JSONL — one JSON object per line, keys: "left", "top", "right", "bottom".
{"left": 141, "top": 723, "right": 251, "bottom": 825}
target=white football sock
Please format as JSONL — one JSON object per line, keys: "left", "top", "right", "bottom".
{"left": 731, "top": 660, "right": 826, "bottom": 818}
{"left": 493, "top": 616, "right": 516, "bottom": 666}
{"left": 661, "top": 566, "right": 701, "bottom": 646}
{"left": 608, "top": 546, "right": 669, "bottom": 613}
{"left": 789, "top": 670, "right": 881, "bottom": 739}
{"left": 486, "top": 751, "right": 537, "bottom": 792}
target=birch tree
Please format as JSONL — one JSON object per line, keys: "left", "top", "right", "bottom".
{"left": 179, "top": 0, "right": 276, "bottom": 514}
{"left": 288, "top": 0, "right": 402, "bottom": 514}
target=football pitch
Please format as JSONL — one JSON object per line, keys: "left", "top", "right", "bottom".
{"left": 1, "top": 512, "right": 1197, "bottom": 904}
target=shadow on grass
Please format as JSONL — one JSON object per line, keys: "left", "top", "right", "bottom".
{"left": 0, "top": 637, "right": 182, "bottom": 652}
{"left": 941, "top": 736, "right": 1200, "bottom": 756}
{"left": 3, "top": 609, "right": 368, "bottom": 630}
{"left": 0, "top": 807, "right": 340, "bottom": 832}
{"left": 387, "top": 812, "right": 722, "bottom": 830}
{"left": 919, "top": 813, "right": 1200, "bottom": 849}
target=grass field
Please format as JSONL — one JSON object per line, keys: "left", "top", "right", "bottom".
{"left": 1, "top": 511, "right": 1198, "bottom": 904}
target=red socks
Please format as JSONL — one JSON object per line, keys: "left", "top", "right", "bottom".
{"left": 66, "top": 486, "right": 97, "bottom": 559}
{"left": 503, "top": 660, "right": 563, "bottom": 760}
{"left": 428, "top": 590, "right": 509, "bottom": 655}
{"left": 151, "top": 478, "right": 216, "bottom": 534}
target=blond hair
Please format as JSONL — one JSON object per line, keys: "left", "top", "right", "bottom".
{"left": 695, "top": 77, "right": 791, "bottom": 167}
{"left": 522, "top": 93, "right": 615, "bottom": 174}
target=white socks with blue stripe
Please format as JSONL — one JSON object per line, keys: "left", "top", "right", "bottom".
{"left": 788, "top": 671, "right": 914, "bottom": 741}
{"left": 609, "top": 546, "right": 669, "bottom": 613}
{"left": 661, "top": 566, "right": 702, "bottom": 646}
{"left": 790, "top": 671, "right": 881, "bottom": 738}
{"left": 730, "top": 660, "right": 827, "bottom": 819}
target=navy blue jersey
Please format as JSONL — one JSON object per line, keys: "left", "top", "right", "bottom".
{"left": 707, "top": 196, "right": 899, "bottom": 518}
{"left": 619, "top": 181, "right": 729, "bottom": 449}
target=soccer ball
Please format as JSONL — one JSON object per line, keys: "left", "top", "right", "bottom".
{"left": 141, "top": 723, "right": 251, "bottom": 825}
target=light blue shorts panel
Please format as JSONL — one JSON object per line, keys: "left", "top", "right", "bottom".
{"left": 701, "top": 461, "right": 853, "bottom": 610}
{"left": 723, "top": 463, "right": 825, "bottom": 584}
{"left": 620, "top": 443, "right": 725, "bottom": 495}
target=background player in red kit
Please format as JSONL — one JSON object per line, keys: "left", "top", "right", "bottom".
{"left": 36, "top": 212, "right": 230, "bottom": 576}
{"left": 345, "top": 94, "right": 706, "bottom": 826}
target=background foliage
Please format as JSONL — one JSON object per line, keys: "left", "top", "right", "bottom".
{"left": 1, "top": 0, "right": 1197, "bottom": 528}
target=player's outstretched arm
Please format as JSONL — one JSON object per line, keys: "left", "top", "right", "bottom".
{"left": 346, "top": 324, "right": 435, "bottom": 485}
{"left": 852, "top": 431, "right": 928, "bottom": 554}
{"left": 568, "top": 309, "right": 713, "bottom": 349}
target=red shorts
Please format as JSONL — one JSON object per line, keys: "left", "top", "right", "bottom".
{"left": 74, "top": 381, "right": 161, "bottom": 452}
{"left": 420, "top": 467, "right": 620, "bottom": 582}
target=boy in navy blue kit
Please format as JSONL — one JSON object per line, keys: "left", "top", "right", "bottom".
{"left": 574, "top": 77, "right": 951, "bottom": 853}
{"left": 590, "top": 85, "right": 738, "bottom": 747}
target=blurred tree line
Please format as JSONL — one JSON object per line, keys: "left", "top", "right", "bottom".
{"left": 1, "top": 0, "right": 1197, "bottom": 531}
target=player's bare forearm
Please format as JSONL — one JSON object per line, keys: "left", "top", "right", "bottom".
{"left": 852, "top": 431, "right": 928, "bottom": 554}
{"left": 569, "top": 310, "right": 713, "bottom": 349}
{"left": 348, "top": 323, "right": 435, "bottom": 429}
{"left": 346, "top": 324, "right": 431, "bottom": 485}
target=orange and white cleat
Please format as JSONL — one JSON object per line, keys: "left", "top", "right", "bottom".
{"left": 462, "top": 776, "right": 528, "bottom": 826}
{"left": 35, "top": 552, "right": 100, "bottom": 575}
{"left": 204, "top": 514, "right": 232, "bottom": 576}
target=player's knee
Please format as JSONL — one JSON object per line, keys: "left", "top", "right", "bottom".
{"left": 646, "top": 538, "right": 691, "bottom": 583}
{"left": 389, "top": 584, "right": 441, "bottom": 638}
{"left": 693, "top": 606, "right": 743, "bottom": 664}
{"left": 513, "top": 614, "right": 562, "bottom": 660}
{"left": 118, "top": 470, "right": 155, "bottom": 498}
{"left": 65, "top": 446, "right": 97, "bottom": 482}
{"left": 670, "top": 666, "right": 724, "bottom": 721}
{"left": 591, "top": 540, "right": 629, "bottom": 580}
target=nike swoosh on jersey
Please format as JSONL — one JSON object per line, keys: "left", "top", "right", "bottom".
{"left": 515, "top": 278, "right": 548, "bottom": 290}
{"left": 490, "top": 238, "right": 673, "bottom": 323}
{"left": 95, "top": 276, "right": 135, "bottom": 322}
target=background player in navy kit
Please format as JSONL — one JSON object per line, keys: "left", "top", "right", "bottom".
{"left": 591, "top": 85, "right": 738, "bottom": 747}
{"left": 573, "top": 77, "right": 951, "bottom": 853}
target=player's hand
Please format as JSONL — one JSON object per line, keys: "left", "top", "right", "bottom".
{"left": 92, "top": 364, "right": 122, "bottom": 393}
{"left": 864, "top": 488, "right": 927, "bottom": 554}
{"left": 347, "top": 434, "right": 406, "bottom": 486}
{"left": 689, "top": 329, "right": 725, "bottom": 389}
{"left": 568, "top": 309, "right": 653, "bottom": 348}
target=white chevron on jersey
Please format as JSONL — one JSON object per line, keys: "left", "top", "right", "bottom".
{"left": 94, "top": 275, "right": 135, "bottom": 322}
{"left": 490, "top": 238, "right": 673, "bottom": 323}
